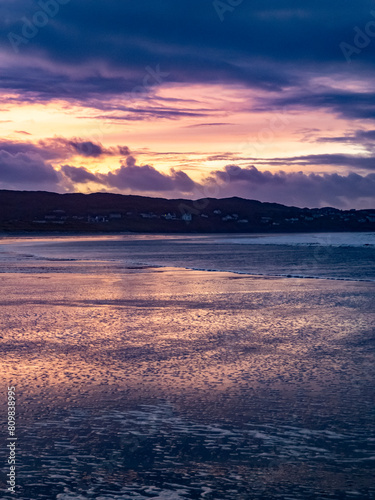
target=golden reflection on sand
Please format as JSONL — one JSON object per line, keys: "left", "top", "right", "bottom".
{"left": 1, "top": 268, "right": 374, "bottom": 421}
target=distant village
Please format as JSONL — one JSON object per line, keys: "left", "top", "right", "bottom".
{"left": 32, "top": 207, "right": 375, "bottom": 229}
{"left": 0, "top": 190, "right": 374, "bottom": 233}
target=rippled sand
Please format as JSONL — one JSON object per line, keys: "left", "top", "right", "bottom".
{"left": 0, "top": 267, "right": 374, "bottom": 499}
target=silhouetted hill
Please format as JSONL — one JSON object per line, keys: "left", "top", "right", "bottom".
{"left": 0, "top": 190, "right": 374, "bottom": 234}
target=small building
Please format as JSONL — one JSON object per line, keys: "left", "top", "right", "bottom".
{"left": 163, "top": 213, "right": 177, "bottom": 220}
{"left": 88, "top": 215, "right": 108, "bottom": 223}
{"left": 285, "top": 218, "right": 299, "bottom": 223}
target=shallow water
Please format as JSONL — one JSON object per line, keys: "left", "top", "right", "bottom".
{"left": 0, "top": 232, "right": 375, "bottom": 281}
{"left": 0, "top": 236, "right": 374, "bottom": 498}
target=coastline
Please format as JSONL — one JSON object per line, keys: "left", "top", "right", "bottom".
{"left": 0, "top": 226, "right": 375, "bottom": 237}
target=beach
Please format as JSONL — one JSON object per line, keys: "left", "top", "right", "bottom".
{"left": 3, "top": 0, "right": 375, "bottom": 496}
{"left": 0, "top": 235, "right": 374, "bottom": 498}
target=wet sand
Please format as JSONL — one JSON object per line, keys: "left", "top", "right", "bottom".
{"left": 0, "top": 267, "right": 374, "bottom": 499}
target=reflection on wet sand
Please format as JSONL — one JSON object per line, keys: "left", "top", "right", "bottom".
{"left": 0, "top": 267, "right": 374, "bottom": 498}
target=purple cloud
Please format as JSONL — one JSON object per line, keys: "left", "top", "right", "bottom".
{"left": 206, "top": 165, "right": 375, "bottom": 208}
{"left": 67, "top": 140, "right": 105, "bottom": 158}
{"left": 0, "top": 150, "right": 60, "bottom": 189}
{"left": 1, "top": 140, "right": 375, "bottom": 208}
{"left": 0, "top": 138, "right": 134, "bottom": 161}
{"left": 102, "top": 157, "right": 196, "bottom": 193}
{"left": 59, "top": 159, "right": 375, "bottom": 208}
{"left": 246, "top": 153, "right": 375, "bottom": 171}
{"left": 60, "top": 155, "right": 197, "bottom": 193}
{"left": 60, "top": 165, "right": 99, "bottom": 183}
{"left": 0, "top": 140, "right": 60, "bottom": 160}
{"left": 41, "top": 137, "right": 115, "bottom": 158}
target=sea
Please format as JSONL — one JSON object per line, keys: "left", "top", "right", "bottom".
{"left": 0, "top": 232, "right": 374, "bottom": 499}
{"left": 1, "top": 231, "right": 375, "bottom": 280}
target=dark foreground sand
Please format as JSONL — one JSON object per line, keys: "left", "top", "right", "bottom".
{"left": 0, "top": 267, "right": 374, "bottom": 499}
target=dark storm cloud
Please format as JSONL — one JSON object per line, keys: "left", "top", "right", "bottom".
{"left": 2, "top": 0, "right": 375, "bottom": 118}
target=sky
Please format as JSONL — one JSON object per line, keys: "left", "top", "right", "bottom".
{"left": 1, "top": 0, "right": 375, "bottom": 208}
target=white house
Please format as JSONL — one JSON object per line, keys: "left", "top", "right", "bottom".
{"left": 163, "top": 213, "right": 177, "bottom": 220}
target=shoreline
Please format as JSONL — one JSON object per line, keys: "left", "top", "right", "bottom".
{"left": 0, "top": 262, "right": 374, "bottom": 285}
{"left": 1, "top": 232, "right": 375, "bottom": 283}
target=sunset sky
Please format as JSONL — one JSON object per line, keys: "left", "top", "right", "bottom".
{"left": 1, "top": 0, "right": 375, "bottom": 208}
